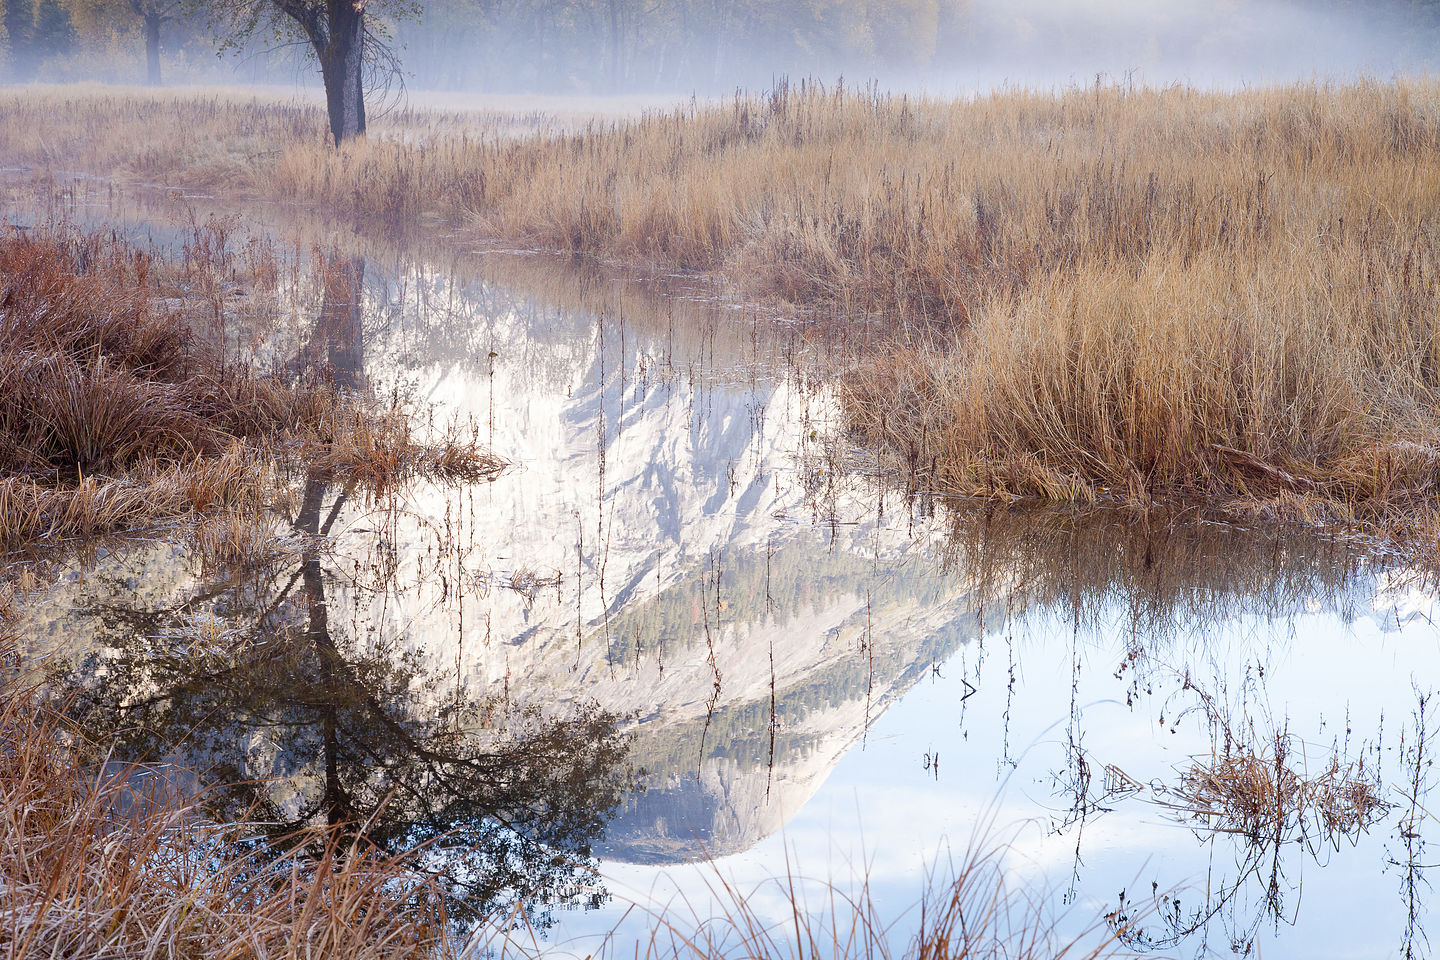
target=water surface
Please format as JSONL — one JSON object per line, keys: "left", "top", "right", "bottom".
{"left": 11, "top": 211, "right": 1438, "bottom": 958}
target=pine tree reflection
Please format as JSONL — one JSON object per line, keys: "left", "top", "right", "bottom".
{"left": 56, "top": 254, "right": 635, "bottom": 929}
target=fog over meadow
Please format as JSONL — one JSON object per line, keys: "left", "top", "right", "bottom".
{"left": 1, "top": 0, "right": 1436, "bottom": 98}
{"left": 377, "top": 0, "right": 1440, "bottom": 95}
{"left": 952, "top": 0, "right": 1436, "bottom": 88}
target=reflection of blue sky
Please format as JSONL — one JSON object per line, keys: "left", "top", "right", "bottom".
{"left": 16, "top": 208, "right": 1433, "bottom": 957}
{"left": 538, "top": 589, "right": 1438, "bottom": 959}
{"left": 350, "top": 263, "right": 1439, "bottom": 958}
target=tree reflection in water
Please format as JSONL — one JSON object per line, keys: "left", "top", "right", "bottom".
{"left": 51, "top": 253, "right": 635, "bottom": 930}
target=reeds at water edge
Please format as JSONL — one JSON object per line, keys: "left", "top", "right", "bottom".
{"left": 9, "top": 80, "right": 1440, "bottom": 528}
{"left": 0, "top": 224, "right": 502, "bottom": 554}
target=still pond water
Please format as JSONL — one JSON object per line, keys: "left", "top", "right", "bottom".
{"left": 11, "top": 202, "right": 1439, "bottom": 958}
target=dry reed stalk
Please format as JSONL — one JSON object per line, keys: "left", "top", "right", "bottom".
{"left": 1159, "top": 724, "right": 1389, "bottom": 847}
{"left": 507, "top": 567, "right": 563, "bottom": 606}
{"left": 494, "top": 832, "right": 1136, "bottom": 960}
{"left": 296, "top": 406, "right": 508, "bottom": 490}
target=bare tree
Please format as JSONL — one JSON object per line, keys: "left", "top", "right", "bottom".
{"left": 199, "top": 0, "right": 415, "bottom": 144}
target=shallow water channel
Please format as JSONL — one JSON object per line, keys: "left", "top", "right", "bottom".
{"left": 11, "top": 211, "right": 1440, "bottom": 958}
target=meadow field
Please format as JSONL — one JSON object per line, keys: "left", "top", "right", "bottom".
{"left": 6, "top": 79, "right": 1438, "bottom": 534}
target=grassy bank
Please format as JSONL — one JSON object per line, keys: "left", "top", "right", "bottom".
{"left": 0, "top": 223, "right": 500, "bottom": 562}
{"left": 475, "top": 79, "right": 1440, "bottom": 525}
{"left": 5, "top": 81, "right": 1440, "bottom": 525}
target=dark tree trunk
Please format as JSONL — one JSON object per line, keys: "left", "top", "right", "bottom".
{"left": 708, "top": 0, "right": 729, "bottom": 89}
{"left": 309, "top": 256, "right": 365, "bottom": 385}
{"left": 142, "top": 11, "right": 161, "bottom": 85}
{"left": 318, "top": 1, "right": 366, "bottom": 145}
{"left": 297, "top": 476, "right": 355, "bottom": 834}
{"left": 607, "top": 0, "right": 621, "bottom": 92}
{"left": 295, "top": 253, "right": 363, "bottom": 832}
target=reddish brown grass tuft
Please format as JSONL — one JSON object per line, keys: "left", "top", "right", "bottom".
{"left": 0, "top": 674, "right": 461, "bottom": 960}
{"left": 0, "top": 226, "right": 503, "bottom": 552}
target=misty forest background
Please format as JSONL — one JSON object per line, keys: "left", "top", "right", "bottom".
{"left": 2, "top": 0, "right": 1440, "bottom": 95}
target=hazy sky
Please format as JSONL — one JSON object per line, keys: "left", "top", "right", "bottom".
{"left": 942, "top": 0, "right": 1428, "bottom": 90}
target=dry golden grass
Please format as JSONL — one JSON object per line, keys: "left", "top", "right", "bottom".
{"left": 1165, "top": 728, "right": 1390, "bottom": 844}
{"left": 0, "top": 676, "right": 464, "bottom": 960}
{"left": 1137, "top": 681, "right": 1393, "bottom": 852}
{"left": 0, "top": 85, "right": 574, "bottom": 198}
{"left": 0, "top": 225, "right": 502, "bottom": 553}
{"left": 7, "top": 79, "right": 1440, "bottom": 521}
{"left": 297, "top": 405, "right": 505, "bottom": 489}
{"left": 0, "top": 451, "right": 255, "bottom": 546}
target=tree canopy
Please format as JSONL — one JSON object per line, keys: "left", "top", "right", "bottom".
{"left": 196, "top": 0, "right": 420, "bottom": 142}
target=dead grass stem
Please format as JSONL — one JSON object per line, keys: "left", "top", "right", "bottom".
{"left": 1148, "top": 684, "right": 1391, "bottom": 850}
{"left": 494, "top": 834, "right": 1136, "bottom": 960}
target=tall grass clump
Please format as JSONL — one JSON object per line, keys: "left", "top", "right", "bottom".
{"left": 365, "top": 78, "right": 1440, "bottom": 520}
{"left": 0, "top": 225, "right": 501, "bottom": 552}
{"left": 0, "top": 86, "right": 563, "bottom": 202}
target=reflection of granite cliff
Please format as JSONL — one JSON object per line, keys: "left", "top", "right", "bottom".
{"left": 11, "top": 264, "right": 979, "bottom": 870}
{"left": 334, "top": 269, "right": 995, "bottom": 863}
{"left": 22, "top": 263, "right": 1400, "bottom": 875}
{"left": 592, "top": 550, "right": 987, "bottom": 862}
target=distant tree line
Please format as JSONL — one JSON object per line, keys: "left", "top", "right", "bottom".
{"left": 400, "top": 0, "right": 970, "bottom": 93}
{"left": 2, "top": 0, "right": 209, "bottom": 83}
{"left": 2, "top": 0, "right": 78, "bottom": 79}
{"left": 0, "top": 0, "right": 969, "bottom": 90}
{"left": 3, "top": 0, "right": 1440, "bottom": 92}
